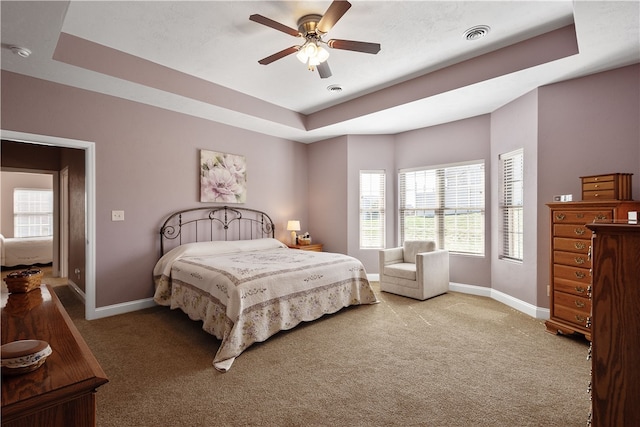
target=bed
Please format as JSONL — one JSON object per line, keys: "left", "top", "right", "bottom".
{"left": 0, "top": 234, "right": 53, "bottom": 268}
{"left": 153, "top": 206, "right": 378, "bottom": 372}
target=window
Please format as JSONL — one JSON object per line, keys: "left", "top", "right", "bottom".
{"left": 14, "top": 189, "right": 54, "bottom": 238}
{"left": 399, "top": 161, "right": 485, "bottom": 255}
{"left": 360, "top": 170, "right": 385, "bottom": 249}
{"left": 499, "top": 149, "right": 524, "bottom": 261}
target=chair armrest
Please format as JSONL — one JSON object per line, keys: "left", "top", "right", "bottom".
{"left": 416, "top": 249, "right": 450, "bottom": 278}
{"left": 380, "top": 247, "right": 404, "bottom": 265}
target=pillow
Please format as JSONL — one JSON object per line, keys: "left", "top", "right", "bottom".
{"left": 153, "top": 238, "right": 287, "bottom": 278}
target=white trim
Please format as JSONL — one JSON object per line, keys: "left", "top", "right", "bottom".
{"left": 372, "top": 278, "right": 550, "bottom": 320}
{"left": 450, "top": 282, "right": 549, "bottom": 320}
{"left": 94, "top": 298, "right": 157, "bottom": 319}
{"left": 1, "top": 130, "right": 97, "bottom": 320}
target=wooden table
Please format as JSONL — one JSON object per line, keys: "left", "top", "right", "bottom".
{"left": 1, "top": 285, "right": 108, "bottom": 427}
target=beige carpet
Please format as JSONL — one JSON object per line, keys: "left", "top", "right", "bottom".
{"left": 53, "top": 284, "right": 591, "bottom": 427}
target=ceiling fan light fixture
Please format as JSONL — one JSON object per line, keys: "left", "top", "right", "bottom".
{"left": 297, "top": 41, "right": 329, "bottom": 66}
{"left": 316, "top": 45, "right": 330, "bottom": 63}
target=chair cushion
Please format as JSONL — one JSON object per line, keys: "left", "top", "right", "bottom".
{"left": 384, "top": 263, "right": 417, "bottom": 281}
{"left": 403, "top": 240, "right": 436, "bottom": 263}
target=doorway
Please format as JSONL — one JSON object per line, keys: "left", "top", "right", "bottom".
{"left": 1, "top": 130, "right": 97, "bottom": 320}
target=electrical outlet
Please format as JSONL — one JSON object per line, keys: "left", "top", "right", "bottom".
{"left": 111, "top": 210, "right": 125, "bottom": 221}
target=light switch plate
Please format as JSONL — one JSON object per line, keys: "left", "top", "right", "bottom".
{"left": 111, "top": 210, "right": 125, "bottom": 221}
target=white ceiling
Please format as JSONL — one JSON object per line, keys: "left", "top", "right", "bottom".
{"left": 1, "top": 1, "right": 639, "bottom": 143}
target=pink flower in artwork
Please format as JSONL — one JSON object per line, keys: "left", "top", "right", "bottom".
{"left": 200, "top": 151, "right": 247, "bottom": 203}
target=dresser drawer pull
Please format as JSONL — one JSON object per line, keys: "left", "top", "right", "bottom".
{"left": 575, "top": 271, "right": 586, "bottom": 279}
{"left": 574, "top": 257, "right": 585, "bottom": 265}
{"left": 586, "top": 317, "right": 591, "bottom": 328}
{"left": 575, "top": 315, "right": 587, "bottom": 323}
{"left": 595, "top": 213, "right": 608, "bottom": 220}
{"left": 577, "top": 213, "right": 585, "bottom": 219}
{"left": 574, "top": 242, "right": 586, "bottom": 250}
{"left": 555, "top": 213, "right": 566, "bottom": 221}
{"left": 574, "top": 228, "right": 585, "bottom": 236}
{"left": 574, "top": 300, "right": 585, "bottom": 308}
{"left": 575, "top": 285, "right": 585, "bottom": 293}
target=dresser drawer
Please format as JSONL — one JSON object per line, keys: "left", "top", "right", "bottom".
{"left": 554, "top": 291, "right": 591, "bottom": 315}
{"left": 554, "top": 250, "right": 591, "bottom": 269}
{"left": 583, "top": 189, "right": 616, "bottom": 200}
{"left": 552, "top": 210, "right": 612, "bottom": 223}
{"left": 553, "top": 224, "right": 593, "bottom": 239}
{"left": 554, "top": 264, "right": 590, "bottom": 295}
{"left": 553, "top": 237, "right": 590, "bottom": 253}
{"left": 553, "top": 302, "right": 590, "bottom": 329}
{"left": 582, "top": 180, "right": 615, "bottom": 192}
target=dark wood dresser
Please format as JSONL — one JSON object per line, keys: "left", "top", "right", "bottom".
{"left": 585, "top": 221, "right": 640, "bottom": 427}
{"left": 1, "top": 285, "right": 108, "bottom": 427}
{"left": 545, "top": 201, "right": 640, "bottom": 339}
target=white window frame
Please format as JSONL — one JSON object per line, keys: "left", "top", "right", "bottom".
{"left": 499, "top": 148, "right": 524, "bottom": 261}
{"left": 399, "top": 160, "right": 485, "bottom": 256}
{"left": 13, "top": 188, "right": 54, "bottom": 238}
{"left": 359, "top": 170, "right": 385, "bottom": 249}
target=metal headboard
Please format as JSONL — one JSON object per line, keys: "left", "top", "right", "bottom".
{"left": 159, "top": 206, "right": 275, "bottom": 255}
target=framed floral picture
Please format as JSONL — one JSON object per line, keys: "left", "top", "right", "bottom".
{"left": 200, "top": 150, "right": 247, "bottom": 203}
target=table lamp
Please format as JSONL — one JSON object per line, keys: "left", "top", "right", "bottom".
{"left": 287, "top": 220, "right": 300, "bottom": 245}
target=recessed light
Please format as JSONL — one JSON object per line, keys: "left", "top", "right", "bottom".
{"left": 464, "top": 25, "right": 490, "bottom": 41}
{"left": 9, "top": 46, "right": 32, "bottom": 58}
{"left": 327, "top": 84, "right": 343, "bottom": 93}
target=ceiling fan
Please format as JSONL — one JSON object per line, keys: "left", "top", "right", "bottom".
{"left": 249, "top": 0, "right": 381, "bottom": 79}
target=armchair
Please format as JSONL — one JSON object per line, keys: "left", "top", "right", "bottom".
{"left": 379, "top": 240, "right": 449, "bottom": 300}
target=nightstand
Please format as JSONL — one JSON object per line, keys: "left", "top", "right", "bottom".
{"left": 287, "top": 243, "right": 323, "bottom": 252}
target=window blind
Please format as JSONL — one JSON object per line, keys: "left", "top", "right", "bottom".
{"left": 359, "top": 170, "right": 385, "bottom": 249}
{"left": 399, "top": 161, "right": 485, "bottom": 255}
{"left": 500, "top": 149, "right": 524, "bottom": 261}
{"left": 14, "top": 188, "right": 54, "bottom": 237}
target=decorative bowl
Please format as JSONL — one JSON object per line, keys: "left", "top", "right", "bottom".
{"left": 1, "top": 339, "right": 52, "bottom": 376}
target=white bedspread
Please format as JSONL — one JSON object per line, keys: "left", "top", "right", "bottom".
{"left": 153, "top": 239, "right": 377, "bottom": 372}
{"left": 0, "top": 234, "right": 53, "bottom": 267}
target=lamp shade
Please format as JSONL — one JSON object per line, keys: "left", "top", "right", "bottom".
{"left": 287, "top": 220, "right": 301, "bottom": 231}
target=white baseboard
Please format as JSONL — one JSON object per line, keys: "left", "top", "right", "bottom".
{"left": 371, "top": 276, "right": 550, "bottom": 320}
{"left": 93, "top": 298, "right": 157, "bottom": 319}
{"left": 67, "top": 279, "right": 157, "bottom": 319}
{"left": 450, "top": 282, "right": 549, "bottom": 320}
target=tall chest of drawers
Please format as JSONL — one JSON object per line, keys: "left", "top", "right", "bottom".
{"left": 585, "top": 222, "right": 640, "bottom": 427}
{"left": 545, "top": 201, "right": 640, "bottom": 340}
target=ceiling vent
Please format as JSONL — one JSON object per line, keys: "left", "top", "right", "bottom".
{"left": 464, "top": 25, "right": 490, "bottom": 41}
{"left": 327, "top": 84, "right": 343, "bottom": 93}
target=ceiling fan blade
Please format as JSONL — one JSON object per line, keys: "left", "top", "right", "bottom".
{"left": 249, "top": 14, "right": 300, "bottom": 37}
{"left": 258, "top": 46, "right": 300, "bottom": 65}
{"left": 327, "top": 39, "right": 381, "bottom": 54}
{"left": 317, "top": 1, "right": 352, "bottom": 34}
{"left": 317, "top": 61, "right": 332, "bottom": 79}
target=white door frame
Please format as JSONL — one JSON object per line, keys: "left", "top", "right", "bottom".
{"left": 1, "top": 130, "right": 97, "bottom": 320}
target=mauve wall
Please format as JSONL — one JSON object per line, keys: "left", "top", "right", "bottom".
{"left": 490, "top": 90, "right": 540, "bottom": 304}
{"left": 536, "top": 64, "right": 640, "bottom": 307}
{"left": 307, "top": 136, "right": 349, "bottom": 254}
{"left": 1, "top": 71, "right": 308, "bottom": 307}
{"left": 394, "top": 115, "right": 493, "bottom": 288}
